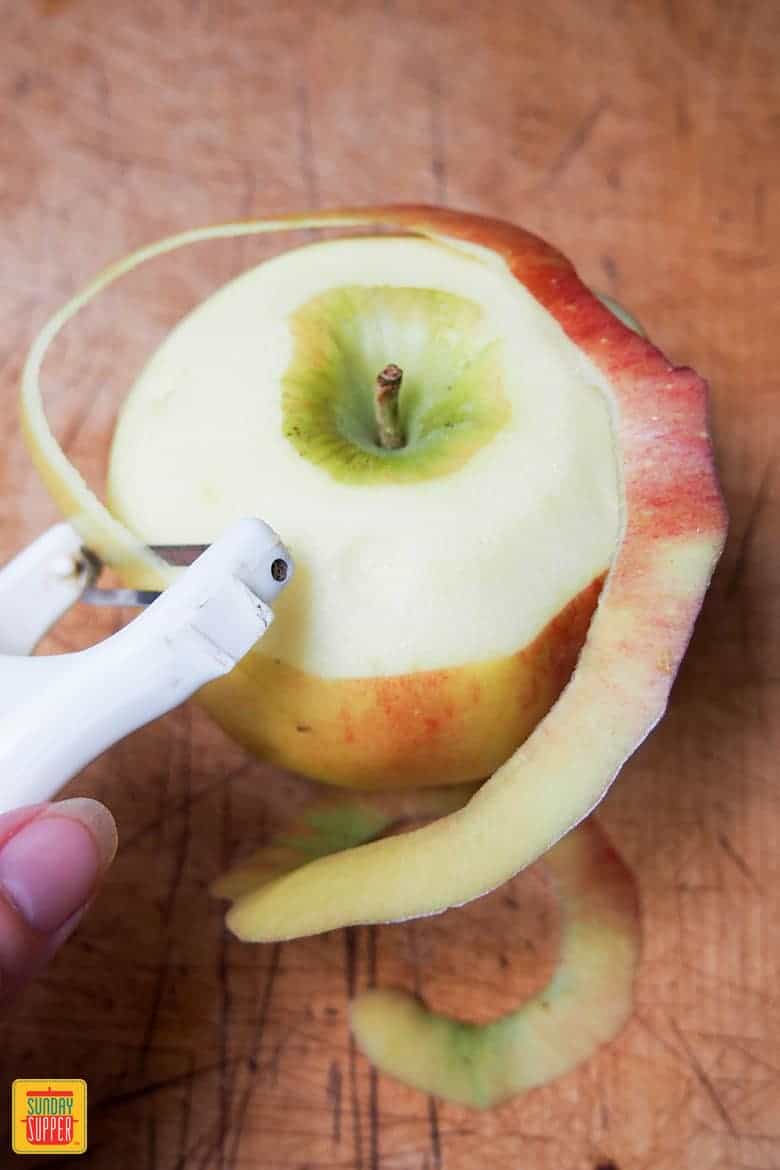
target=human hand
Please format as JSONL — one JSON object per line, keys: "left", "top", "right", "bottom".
{"left": 0, "top": 800, "right": 117, "bottom": 1003}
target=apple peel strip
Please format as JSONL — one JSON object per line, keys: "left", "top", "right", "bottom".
{"left": 351, "top": 816, "right": 640, "bottom": 1109}
{"left": 215, "top": 788, "right": 639, "bottom": 1109}
{"left": 21, "top": 206, "right": 727, "bottom": 940}
{"left": 212, "top": 783, "right": 479, "bottom": 901}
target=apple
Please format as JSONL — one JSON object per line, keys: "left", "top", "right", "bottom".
{"left": 214, "top": 784, "right": 639, "bottom": 1109}
{"left": 20, "top": 206, "right": 727, "bottom": 943}
{"left": 105, "top": 231, "right": 618, "bottom": 790}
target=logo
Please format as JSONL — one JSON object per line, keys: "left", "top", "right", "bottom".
{"left": 11, "top": 1080, "right": 87, "bottom": 1155}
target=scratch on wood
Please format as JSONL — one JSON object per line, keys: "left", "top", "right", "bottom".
{"left": 725, "top": 455, "right": 774, "bottom": 729}
{"left": 345, "top": 927, "right": 364, "bottom": 1170}
{"left": 724, "top": 1039, "right": 780, "bottom": 1077}
{"left": 138, "top": 722, "right": 193, "bottom": 1076}
{"left": 367, "top": 925, "right": 380, "bottom": 1170}
{"left": 147, "top": 1111, "right": 156, "bottom": 1169}
{"left": 174, "top": 1120, "right": 232, "bottom": 1170}
{"left": 152, "top": 722, "right": 175, "bottom": 906}
{"left": 542, "top": 100, "right": 609, "bottom": 189}
{"left": 70, "top": 136, "right": 234, "bottom": 185}
{"left": 224, "top": 942, "right": 282, "bottom": 1168}
{"left": 327, "top": 1060, "right": 343, "bottom": 1144}
{"left": 122, "top": 763, "right": 252, "bottom": 850}
{"left": 177, "top": 1052, "right": 194, "bottom": 1170}
{"left": 669, "top": 1017, "right": 738, "bottom": 1135}
{"left": 430, "top": 73, "right": 447, "bottom": 203}
{"left": 217, "top": 770, "right": 233, "bottom": 1170}
{"left": 92, "top": 1059, "right": 234, "bottom": 1113}
{"left": 266, "top": 1034, "right": 286, "bottom": 1087}
{"left": 725, "top": 457, "right": 774, "bottom": 598}
{"left": 680, "top": 961, "right": 773, "bottom": 1003}
{"left": 136, "top": 928, "right": 173, "bottom": 1079}
{"left": 717, "top": 831, "right": 763, "bottom": 892}
{"left": 297, "top": 80, "right": 320, "bottom": 207}
{"left": 428, "top": 1096, "right": 442, "bottom": 1169}
{"left": 634, "top": 1010, "right": 690, "bottom": 1063}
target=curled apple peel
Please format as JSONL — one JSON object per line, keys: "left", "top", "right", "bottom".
{"left": 350, "top": 817, "right": 639, "bottom": 1109}
{"left": 216, "top": 786, "right": 640, "bottom": 1108}
{"left": 21, "top": 207, "right": 727, "bottom": 940}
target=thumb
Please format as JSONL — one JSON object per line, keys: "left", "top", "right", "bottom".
{"left": 0, "top": 799, "right": 117, "bottom": 1003}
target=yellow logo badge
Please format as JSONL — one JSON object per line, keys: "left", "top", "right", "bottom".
{"left": 11, "top": 1080, "right": 87, "bottom": 1155}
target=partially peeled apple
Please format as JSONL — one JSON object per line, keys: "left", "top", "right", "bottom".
{"left": 108, "top": 230, "right": 618, "bottom": 791}
{"left": 21, "top": 207, "right": 727, "bottom": 948}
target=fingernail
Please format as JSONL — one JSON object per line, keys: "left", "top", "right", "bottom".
{"left": 0, "top": 799, "right": 117, "bottom": 934}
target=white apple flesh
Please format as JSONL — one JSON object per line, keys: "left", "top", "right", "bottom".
{"left": 108, "top": 236, "right": 617, "bottom": 676}
{"left": 107, "top": 235, "right": 618, "bottom": 784}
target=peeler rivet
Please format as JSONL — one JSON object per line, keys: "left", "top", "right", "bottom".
{"left": 271, "top": 558, "right": 288, "bottom": 583}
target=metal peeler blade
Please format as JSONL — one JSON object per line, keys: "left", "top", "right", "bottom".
{"left": 81, "top": 543, "right": 210, "bottom": 606}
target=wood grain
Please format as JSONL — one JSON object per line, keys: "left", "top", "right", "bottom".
{"left": 0, "top": 1, "right": 778, "bottom": 1167}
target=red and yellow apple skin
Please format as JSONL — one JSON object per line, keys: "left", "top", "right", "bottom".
{"left": 20, "top": 205, "right": 727, "bottom": 940}
{"left": 224, "top": 206, "right": 727, "bottom": 941}
{"left": 202, "top": 573, "right": 604, "bottom": 789}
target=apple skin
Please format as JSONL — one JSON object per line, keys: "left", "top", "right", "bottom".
{"left": 201, "top": 572, "right": 604, "bottom": 789}
{"left": 351, "top": 815, "right": 640, "bottom": 1108}
{"left": 224, "top": 205, "right": 727, "bottom": 941}
{"left": 215, "top": 786, "right": 639, "bottom": 1109}
{"left": 20, "top": 204, "right": 727, "bottom": 941}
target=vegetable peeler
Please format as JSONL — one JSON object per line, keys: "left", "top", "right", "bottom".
{"left": 0, "top": 517, "right": 293, "bottom": 815}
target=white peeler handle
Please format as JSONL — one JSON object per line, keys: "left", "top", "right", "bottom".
{"left": 0, "top": 518, "right": 293, "bottom": 814}
{"left": 0, "top": 523, "right": 96, "bottom": 656}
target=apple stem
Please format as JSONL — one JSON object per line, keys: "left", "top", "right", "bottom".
{"left": 374, "top": 364, "right": 405, "bottom": 450}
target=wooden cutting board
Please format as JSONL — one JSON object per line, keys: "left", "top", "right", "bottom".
{"left": 1, "top": 2, "right": 777, "bottom": 1167}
